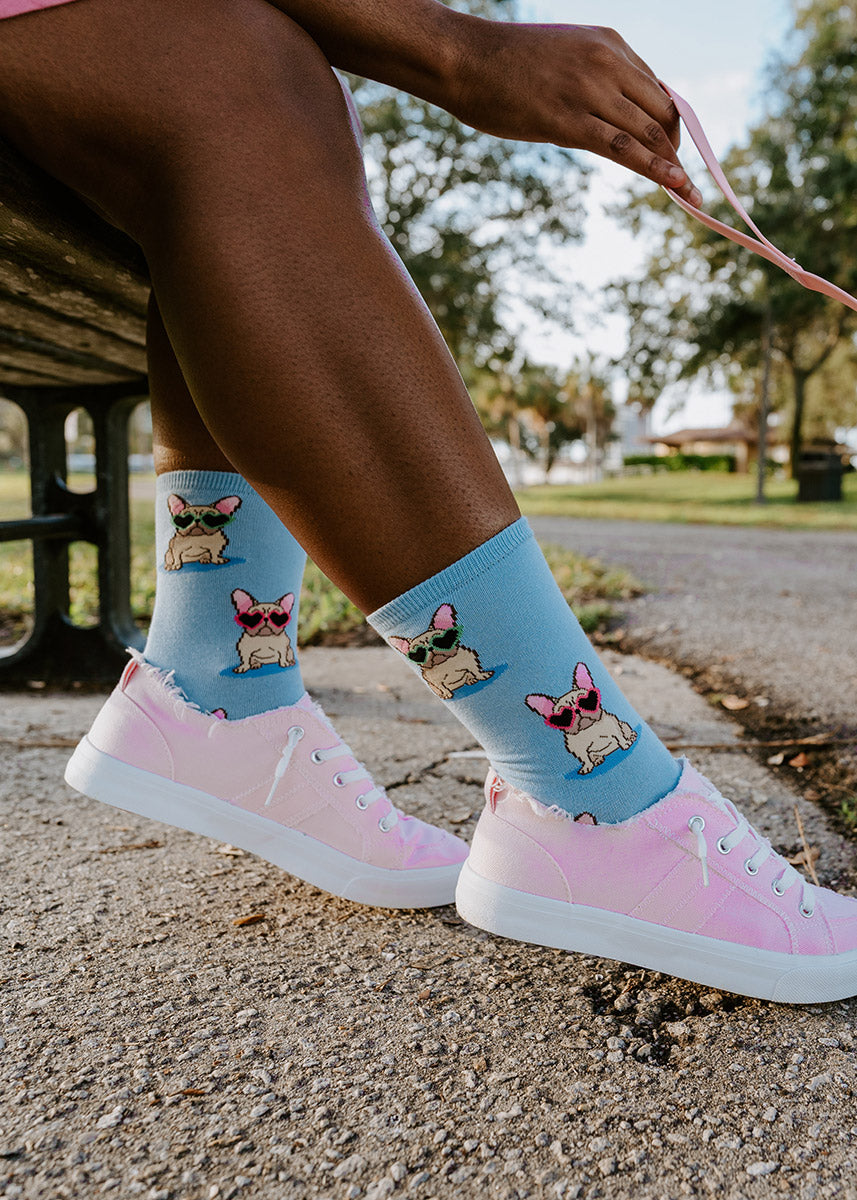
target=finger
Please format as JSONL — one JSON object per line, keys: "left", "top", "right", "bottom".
{"left": 586, "top": 113, "right": 702, "bottom": 204}
{"left": 611, "top": 92, "right": 681, "bottom": 163}
{"left": 597, "top": 28, "right": 681, "bottom": 142}
{"left": 621, "top": 69, "right": 682, "bottom": 150}
{"left": 656, "top": 80, "right": 682, "bottom": 150}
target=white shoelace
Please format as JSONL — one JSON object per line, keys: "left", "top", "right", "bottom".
{"left": 263, "top": 725, "right": 398, "bottom": 832}
{"left": 263, "top": 725, "right": 306, "bottom": 807}
{"left": 688, "top": 811, "right": 815, "bottom": 916}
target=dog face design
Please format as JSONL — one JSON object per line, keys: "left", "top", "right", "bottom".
{"left": 389, "top": 603, "right": 493, "bottom": 700}
{"left": 163, "top": 494, "right": 242, "bottom": 570}
{"left": 232, "top": 589, "right": 296, "bottom": 674}
{"left": 526, "top": 662, "right": 637, "bottom": 775}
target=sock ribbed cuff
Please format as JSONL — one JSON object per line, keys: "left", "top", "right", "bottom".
{"left": 368, "top": 517, "right": 532, "bottom": 632}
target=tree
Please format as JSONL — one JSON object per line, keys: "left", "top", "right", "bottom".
{"left": 612, "top": 0, "right": 857, "bottom": 473}
{"left": 346, "top": 0, "right": 588, "bottom": 384}
{"left": 470, "top": 353, "right": 615, "bottom": 482}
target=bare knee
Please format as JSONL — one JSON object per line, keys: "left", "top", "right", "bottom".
{"left": 0, "top": 0, "right": 364, "bottom": 244}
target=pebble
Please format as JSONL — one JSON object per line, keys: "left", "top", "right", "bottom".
{"left": 95, "top": 1106, "right": 125, "bottom": 1130}
{"left": 365, "top": 1180, "right": 395, "bottom": 1200}
{"left": 746, "top": 1162, "right": 780, "bottom": 1177}
{"left": 332, "top": 1154, "right": 368, "bottom": 1180}
{"left": 598, "top": 1158, "right": 618, "bottom": 1177}
{"left": 763, "top": 1107, "right": 778, "bottom": 1122}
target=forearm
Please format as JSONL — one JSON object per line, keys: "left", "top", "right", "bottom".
{"left": 268, "top": 0, "right": 478, "bottom": 108}
{"left": 269, "top": 1, "right": 701, "bottom": 204}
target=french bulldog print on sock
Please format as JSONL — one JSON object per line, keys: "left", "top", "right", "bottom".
{"left": 389, "top": 604, "right": 493, "bottom": 700}
{"left": 163, "top": 494, "right": 242, "bottom": 570}
{"left": 232, "top": 589, "right": 296, "bottom": 674}
{"left": 526, "top": 662, "right": 637, "bottom": 775}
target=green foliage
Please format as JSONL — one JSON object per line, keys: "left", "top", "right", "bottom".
{"left": 0, "top": 473, "right": 629, "bottom": 647}
{"left": 471, "top": 353, "right": 616, "bottom": 478}
{"left": 612, "top": 0, "right": 857, "bottom": 470}
{"left": 623, "top": 453, "right": 737, "bottom": 473}
{"left": 346, "top": 0, "right": 587, "bottom": 381}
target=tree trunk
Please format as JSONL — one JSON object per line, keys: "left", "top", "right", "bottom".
{"left": 755, "top": 301, "right": 773, "bottom": 504}
{"left": 789, "top": 366, "right": 808, "bottom": 479}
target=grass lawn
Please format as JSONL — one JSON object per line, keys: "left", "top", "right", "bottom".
{"left": 0, "top": 471, "right": 635, "bottom": 647}
{"left": 517, "top": 469, "right": 857, "bottom": 530}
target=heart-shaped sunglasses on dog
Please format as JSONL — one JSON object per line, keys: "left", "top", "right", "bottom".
{"left": 171, "top": 510, "right": 234, "bottom": 532}
{"left": 235, "top": 609, "right": 291, "bottom": 631}
{"left": 543, "top": 686, "right": 602, "bottom": 731}
{"left": 661, "top": 85, "right": 857, "bottom": 314}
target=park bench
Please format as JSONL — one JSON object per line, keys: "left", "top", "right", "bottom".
{"left": 0, "top": 138, "right": 149, "bottom": 683}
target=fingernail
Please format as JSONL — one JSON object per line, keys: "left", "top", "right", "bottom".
{"left": 690, "top": 187, "right": 703, "bottom": 206}
{"left": 668, "top": 166, "right": 685, "bottom": 185}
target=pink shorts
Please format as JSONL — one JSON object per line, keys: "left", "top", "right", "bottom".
{"left": 0, "top": 0, "right": 80, "bottom": 17}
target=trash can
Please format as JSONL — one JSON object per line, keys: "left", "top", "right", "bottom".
{"left": 796, "top": 451, "right": 844, "bottom": 502}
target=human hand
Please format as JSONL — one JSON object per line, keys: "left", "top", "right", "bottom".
{"left": 451, "top": 21, "right": 701, "bottom": 205}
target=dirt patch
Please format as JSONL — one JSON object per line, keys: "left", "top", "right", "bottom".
{"left": 619, "top": 636, "right": 857, "bottom": 848}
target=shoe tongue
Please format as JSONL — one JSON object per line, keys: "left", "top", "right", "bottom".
{"left": 675, "top": 758, "right": 731, "bottom": 814}
{"left": 295, "top": 691, "right": 337, "bottom": 734}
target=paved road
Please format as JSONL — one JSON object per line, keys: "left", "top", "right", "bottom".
{"left": 2, "top": 647, "right": 856, "bottom": 1199}
{"left": 530, "top": 517, "right": 857, "bottom": 737}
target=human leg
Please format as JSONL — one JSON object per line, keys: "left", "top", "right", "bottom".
{"left": 144, "top": 295, "right": 309, "bottom": 718}
{"left": 0, "top": 0, "right": 518, "bottom": 613}
{"left": 2, "top": 0, "right": 853, "bottom": 989}
{"left": 0, "top": 0, "right": 676, "bottom": 821}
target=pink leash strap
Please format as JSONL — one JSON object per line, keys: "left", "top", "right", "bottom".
{"left": 661, "top": 84, "right": 857, "bottom": 314}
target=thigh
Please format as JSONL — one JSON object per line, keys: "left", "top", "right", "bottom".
{"left": 0, "top": 0, "right": 335, "bottom": 236}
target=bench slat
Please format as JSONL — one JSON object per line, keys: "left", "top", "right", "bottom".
{"left": 0, "top": 137, "right": 148, "bottom": 389}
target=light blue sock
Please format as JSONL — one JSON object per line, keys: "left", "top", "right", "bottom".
{"left": 369, "top": 518, "right": 680, "bottom": 824}
{"left": 144, "top": 470, "right": 307, "bottom": 719}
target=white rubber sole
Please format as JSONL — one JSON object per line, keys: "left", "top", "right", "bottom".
{"left": 65, "top": 737, "right": 462, "bottom": 909}
{"left": 455, "top": 860, "right": 857, "bottom": 1004}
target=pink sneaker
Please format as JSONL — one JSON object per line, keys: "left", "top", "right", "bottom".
{"left": 65, "top": 654, "right": 467, "bottom": 908}
{"left": 456, "top": 761, "right": 857, "bottom": 1003}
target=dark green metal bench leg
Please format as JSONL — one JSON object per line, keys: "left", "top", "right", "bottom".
{"left": 0, "top": 380, "right": 147, "bottom": 684}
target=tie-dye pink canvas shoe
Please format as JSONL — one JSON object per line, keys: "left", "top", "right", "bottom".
{"left": 456, "top": 761, "right": 857, "bottom": 1003}
{"left": 65, "top": 653, "right": 466, "bottom": 908}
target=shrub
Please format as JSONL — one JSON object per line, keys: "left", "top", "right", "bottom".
{"left": 623, "top": 452, "right": 736, "bottom": 473}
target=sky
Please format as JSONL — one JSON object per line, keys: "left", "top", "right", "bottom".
{"left": 515, "top": 0, "right": 795, "bottom": 434}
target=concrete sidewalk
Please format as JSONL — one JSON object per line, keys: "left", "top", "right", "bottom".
{"left": 1, "top": 647, "right": 855, "bottom": 1200}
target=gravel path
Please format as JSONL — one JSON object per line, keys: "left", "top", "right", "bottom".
{"left": 530, "top": 517, "right": 857, "bottom": 739}
{"left": 2, "top": 647, "right": 856, "bottom": 1200}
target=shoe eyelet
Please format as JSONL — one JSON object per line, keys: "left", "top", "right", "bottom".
{"left": 716, "top": 837, "right": 731, "bottom": 855}
{"left": 688, "top": 815, "right": 705, "bottom": 833}
{"left": 772, "top": 880, "right": 786, "bottom": 897}
{"left": 333, "top": 773, "right": 346, "bottom": 787}
{"left": 287, "top": 725, "right": 305, "bottom": 739}
{"left": 355, "top": 795, "right": 369, "bottom": 810}
{"left": 310, "top": 749, "right": 324, "bottom": 764}
{"left": 379, "top": 817, "right": 392, "bottom": 833}
{"left": 744, "top": 858, "right": 759, "bottom": 877}
{"left": 799, "top": 903, "right": 815, "bottom": 919}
